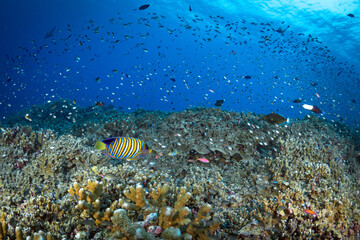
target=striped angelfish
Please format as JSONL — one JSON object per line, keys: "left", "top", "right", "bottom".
{"left": 94, "top": 137, "right": 151, "bottom": 160}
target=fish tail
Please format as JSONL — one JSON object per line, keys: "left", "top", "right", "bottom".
{"left": 94, "top": 141, "right": 106, "bottom": 150}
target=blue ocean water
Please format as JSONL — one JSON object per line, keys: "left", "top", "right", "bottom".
{"left": 0, "top": 0, "right": 359, "bottom": 126}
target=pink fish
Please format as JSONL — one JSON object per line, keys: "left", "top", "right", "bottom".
{"left": 197, "top": 158, "right": 209, "bottom": 163}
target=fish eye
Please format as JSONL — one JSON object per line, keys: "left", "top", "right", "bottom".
{"left": 145, "top": 144, "right": 149, "bottom": 150}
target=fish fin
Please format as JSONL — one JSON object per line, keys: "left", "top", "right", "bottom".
{"left": 95, "top": 141, "right": 106, "bottom": 150}
{"left": 101, "top": 151, "right": 112, "bottom": 158}
{"left": 137, "top": 149, "right": 151, "bottom": 158}
{"left": 286, "top": 118, "right": 291, "bottom": 124}
{"left": 126, "top": 149, "right": 150, "bottom": 160}
{"left": 126, "top": 155, "right": 142, "bottom": 161}
{"left": 102, "top": 137, "right": 118, "bottom": 145}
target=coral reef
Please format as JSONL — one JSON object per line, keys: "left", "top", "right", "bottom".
{"left": 0, "top": 102, "right": 359, "bottom": 239}
{"left": 1, "top": 99, "right": 124, "bottom": 135}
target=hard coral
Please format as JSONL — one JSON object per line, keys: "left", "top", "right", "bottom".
{"left": 121, "top": 183, "right": 219, "bottom": 238}
{"left": 69, "top": 180, "right": 112, "bottom": 225}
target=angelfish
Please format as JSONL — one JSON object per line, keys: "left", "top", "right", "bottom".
{"left": 94, "top": 137, "right": 151, "bottom": 160}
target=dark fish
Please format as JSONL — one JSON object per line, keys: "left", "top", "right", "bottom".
{"left": 311, "top": 106, "right": 322, "bottom": 114}
{"left": 293, "top": 99, "right": 301, "bottom": 103}
{"left": 139, "top": 4, "right": 150, "bottom": 10}
{"left": 348, "top": 13, "right": 355, "bottom": 18}
{"left": 311, "top": 82, "right": 318, "bottom": 87}
{"left": 170, "top": 78, "right": 176, "bottom": 82}
{"left": 94, "top": 137, "right": 151, "bottom": 160}
{"left": 302, "top": 104, "right": 322, "bottom": 114}
{"left": 263, "top": 113, "right": 289, "bottom": 125}
{"left": 215, "top": 99, "right": 224, "bottom": 107}
{"left": 244, "top": 75, "right": 251, "bottom": 79}
{"left": 96, "top": 102, "right": 105, "bottom": 106}
{"left": 189, "top": 5, "right": 192, "bottom": 12}
{"left": 44, "top": 26, "right": 56, "bottom": 39}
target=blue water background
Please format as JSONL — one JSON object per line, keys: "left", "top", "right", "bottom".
{"left": 0, "top": 0, "right": 359, "bottom": 126}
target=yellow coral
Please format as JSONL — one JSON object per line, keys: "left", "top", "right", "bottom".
{"left": 194, "top": 203, "right": 211, "bottom": 225}
{"left": 157, "top": 188, "right": 193, "bottom": 229}
{"left": 0, "top": 212, "right": 7, "bottom": 240}
{"left": 69, "top": 180, "right": 110, "bottom": 225}
{"left": 68, "top": 182, "right": 81, "bottom": 198}
{"left": 123, "top": 185, "right": 147, "bottom": 208}
{"left": 25, "top": 231, "right": 53, "bottom": 240}
{"left": 150, "top": 184, "right": 169, "bottom": 205}
{"left": 15, "top": 227, "right": 24, "bottom": 240}
{"left": 84, "top": 180, "right": 103, "bottom": 203}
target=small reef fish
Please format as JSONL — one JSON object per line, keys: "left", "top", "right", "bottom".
{"left": 197, "top": 158, "right": 209, "bottom": 163}
{"left": 263, "top": 113, "right": 290, "bottom": 125}
{"left": 168, "top": 151, "right": 179, "bottom": 156}
{"left": 304, "top": 209, "right": 317, "bottom": 216}
{"left": 96, "top": 101, "right": 105, "bottom": 106}
{"left": 44, "top": 26, "right": 56, "bottom": 39}
{"left": 189, "top": 158, "right": 210, "bottom": 163}
{"left": 215, "top": 99, "right": 225, "bottom": 107}
{"left": 302, "top": 104, "right": 322, "bottom": 114}
{"left": 138, "top": 4, "right": 150, "bottom": 10}
{"left": 102, "top": 173, "right": 119, "bottom": 181}
{"left": 94, "top": 137, "right": 151, "bottom": 160}
{"left": 25, "top": 114, "right": 32, "bottom": 121}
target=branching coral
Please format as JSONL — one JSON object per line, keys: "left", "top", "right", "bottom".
{"left": 120, "top": 183, "right": 219, "bottom": 239}
{"left": 68, "top": 180, "right": 112, "bottom": 225}
{"left": 0, "top": 212, "right": 7, "bottom": 240}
